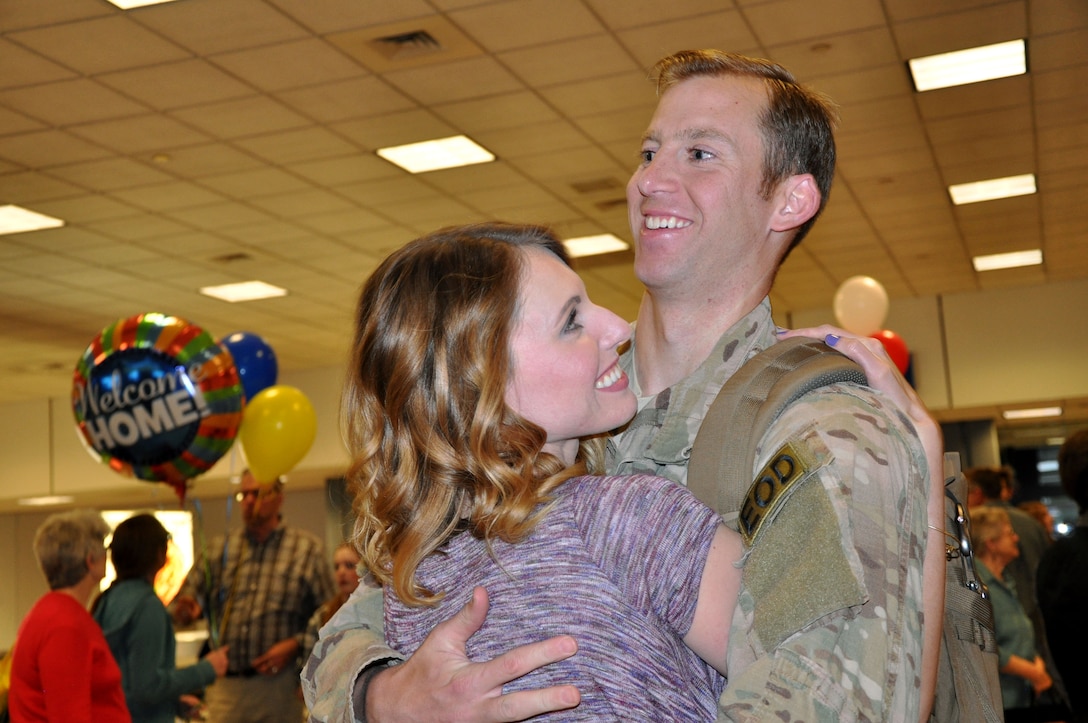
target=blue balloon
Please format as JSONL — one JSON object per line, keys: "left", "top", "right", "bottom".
{"left": 220, "top": 331, "right": 278, "bottom": 403}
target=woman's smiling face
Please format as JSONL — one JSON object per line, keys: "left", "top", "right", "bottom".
{"left": 505, "top": 248, "right": 636, "bottom": 465}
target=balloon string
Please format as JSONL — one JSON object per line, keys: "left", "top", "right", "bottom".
{"left": 190, "top": 498, "right": 220, "bottom": 650}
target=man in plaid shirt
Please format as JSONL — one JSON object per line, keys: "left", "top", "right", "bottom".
{"left": 173, "top": 471, "right": 334, "bottom": 722}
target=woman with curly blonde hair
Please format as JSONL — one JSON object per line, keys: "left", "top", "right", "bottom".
{"left": 343, "top": 222, "right": 740, "bottom": 720}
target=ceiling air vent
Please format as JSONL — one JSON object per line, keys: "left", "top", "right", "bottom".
{"left": 211, "top": 252, "right": 253, "bottom": 264}
{"left": 371, "top": 30, "right": 443, "bottom": 61}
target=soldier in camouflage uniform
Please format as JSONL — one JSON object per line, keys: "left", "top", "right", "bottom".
{"left": 302, "top": 49, "right": 941, "bottom": 723}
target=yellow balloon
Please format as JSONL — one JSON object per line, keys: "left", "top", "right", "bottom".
{"left": 239, "top": 385, "right": 317, "bottom": 483}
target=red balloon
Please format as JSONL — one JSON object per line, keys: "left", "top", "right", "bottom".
{"left": 870, "top": 329, "right": 910, "bottom": 375}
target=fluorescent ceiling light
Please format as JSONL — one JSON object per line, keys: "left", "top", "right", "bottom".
{"left": 1002, "top": 406, "right": 1062, "bottom": 420}
{"left": 18, "top": 495, "right": 75, "bottom": 507}
{"left": 200, "top": 281, "right": 287, "bottom": 303}
{"left": 563, "top": 234, "right": 629, "bottom": 258}
{"left": 909, "top": 39, "right": 1026, "bottom": 92}
{"left": 376, "top": 135, "right": 495, "bottom": 173}
{"left": 0, "top": 205, "right": 65, "bottom": 235}
{"left": 972, "top": 249, "right": 1042, "bottom": 272}
{"left": 949, "top": 173, "right": 1036, "bottom": 205}
{"left": 1036, "top": 460, "right": 1059, "bottom": 473}
{"left": 106, "top": 0, "right": 181, "bottom": 7}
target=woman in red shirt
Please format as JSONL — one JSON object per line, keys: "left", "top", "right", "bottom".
{"left": 10, "top": 509, "right": 130, "bottom": 723}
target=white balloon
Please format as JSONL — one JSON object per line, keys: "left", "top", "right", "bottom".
{"left": 833, "top": 276, "right": 889, "bottom": 336}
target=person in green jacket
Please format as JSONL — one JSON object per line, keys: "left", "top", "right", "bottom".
{"left": 93, "top": 513, "right": 229, "bottom": 722}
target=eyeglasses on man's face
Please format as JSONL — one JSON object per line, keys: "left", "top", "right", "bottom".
{"left": 235, "top": 488, "right": 278, "bottom": 502}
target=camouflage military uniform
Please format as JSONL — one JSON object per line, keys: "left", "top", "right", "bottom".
{"left": 301, "top": 297, "right": 930, "bottom": 723}
{"left": 609, "top": 298, "right": 929, "bottom": 722}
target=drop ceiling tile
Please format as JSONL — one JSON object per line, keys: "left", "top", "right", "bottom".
{"left": 1031, "top": 28, "right": 1088, "bottom": 72}
{"left": 511, "top": 146, "right": 628, "bottom": 182}
{"left": 63, "top": 241, "right": 161, "bottom": 267}
{"left": 9, "top": 15, "right": 190, "bottom": 75}
{"left": 537, "top": 71, "right": 657, "bottom": 119}
{"left": 811, "top": 64, "right": 914, "bottom": 106}
{"left": 457, "top": 184, "right": 561, "bottom": 216}
{"left": 266, "top": 0, "right": 436, "bottom": 34}
{"left": 83, "top": 214, "right": 191, "bottom": 242}
{"left": 97, "top": 59, "right": 255, "bottom": 111}
{"left": 47, "top": 157, "right": 174, "bottom": 192}
{"left": 743, "top": 0, "right": 887, "bottom": 47}
{"left": 110, "top": 182, "right": 226, "bottom": 212}
{"left": 256, "top": 235, "right": 360, "bottom": 262}
{"left": 892, "top": 1, "right": 1027, "bottom": 59}
{"left": 8, "top": 225, "right": 118, "bottom": 254}
{"left": 932, "top": 133, "right": 1033, "bottom": 170}
{"left": 616, "top": 10, "right": 759, "bottom": 70}
{"left": 421, "top": 162, "right": 530, "bottom": 194}
{"left": 30, "top": 194, "right": 141, "bottom": 224}
{"left": 68, "top": 114, "right": 211, "bottom": 154}
{"left": 336, "top": 176, "right": 442, "bottom": 206}
{"left": 165, "top": 202, "right": 277, "bottom": 231}
{"left": 915, "top": 75, "right": 1031, "bottom": 121}
{"left": 1036, "top": 93, "right": 1088, "bottom": 131}
{"left": 433, "top": 92, "right": 561, "bottom": 134}
{"left": 293, "top": 208, "right": 390, "bottom": 235}
{"left": 769, "top": 27, "right": 901, "bottom": 80}
{"left": 246, "top": 188, "right": 356, "bottom": 218}
{"left": 836, "top": 122, "right": 930, "bottom": 161}
{"left": 574, "top": 106, "right": 656, "bottom": 147}
{"left": 586, "top": 0, "right": 734, "bottom": 30}
{"left": 0, "top": 170, "right": 88, "bottom": 203}
{"left": 2, "top": 252, "right": 89, "bottom": 278}
{"left": 378, "top": 195, "right": 483, "bottom": 232}
{"left": 153, "top": 143, "right": 264, "bottom": 178}
{"left": 210, "top": 38, "right": 367, "bottom": 93}
{"left": 276, "top": 77, "right": 416, "bottom": 123}
{"left": 332, "top": 109, "right": 457, "bottom": 150}
{"left": 383, "top": 56, "right": 524, "bottom": 105}
{"left": 1029, "top": 0, "right": 1088, "bottom": 35}
{"left": 0, "top": 106, "right": 45, "bottom": 136}
{"left": 0, "top": 38, "right": 77, "bottom": 90}
{"left": 134, "top": 0, "right": 309, "bottom": 56}
{"left": 234, "top": 126, "right": 360, "bottom": 165}
{"left": 170, "top": 96, "right": 311, "bottom": 139}
{"left": 499, "top": 35, "right": 638, "bottom": 87}
{"left": 0, "top": 129, "right": 112, "bottom": 168}
{"left": 449, "top": 0, "right": 604, "bottom": 53}
{"left": 838, "top": 96, "right": 921, "bottom": 132}
{"left": 0, "top": 79, "right": 147, "bottom": 126}
{"left": 288, "top": 153, "right": 398, "bottom": 186}
{"left": 926, "top": 104, "right": 1027, "bottom": 145}
{"left": 474, "top": 120, "right": 592, "bottom": 160}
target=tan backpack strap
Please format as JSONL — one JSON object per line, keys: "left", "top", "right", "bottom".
{"left": 687, "top": 336, "right": 867, "bottom": 520}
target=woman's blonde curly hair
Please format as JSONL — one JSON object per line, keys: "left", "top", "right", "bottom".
{"left": 343, "top": 222, "right": 607, "bottom": 606}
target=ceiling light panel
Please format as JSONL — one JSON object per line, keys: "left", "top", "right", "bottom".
{"left": 949, "top": 173, "right": 1036, "bottom": 205}
{"left": 0, "top": 205, "right": 65, "bottom": 235}
{"left": 563, "top": 234, "right": 629, "bottom": 258}
{"left": 376, "top": 135, "right": 495, "bottom": 174}
{"left": 200, "top": 281, "right": 287, "bottom": 302}
{"left": 106, "top": 0, "right": 182, "bottom": 8}
{"left": 972, "top": 249, "right": 1043, "bottom": 272}
{"left": 909, "top": 39, "right": 1027, "bottom": 92}
{"left": 1002, "top": 407, "right": 1062, "bottom": 420}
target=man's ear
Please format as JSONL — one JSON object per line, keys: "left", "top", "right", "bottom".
{"left": 770, "top": 174, "right": 820, "bottom": 232}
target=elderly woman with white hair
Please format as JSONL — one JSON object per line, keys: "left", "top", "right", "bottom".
{"left": 970, "top": 505, "right": 1053, "bottom": 718}
{"left": 9, "top": 509, "right": 130, "bottom": 723}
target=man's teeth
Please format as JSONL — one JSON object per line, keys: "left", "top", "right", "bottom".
{"left": 644, "top": 216, "right": 691, "bottom": 230}
{"left": 596, "top": 366, "right": 623, "bottom": 389}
